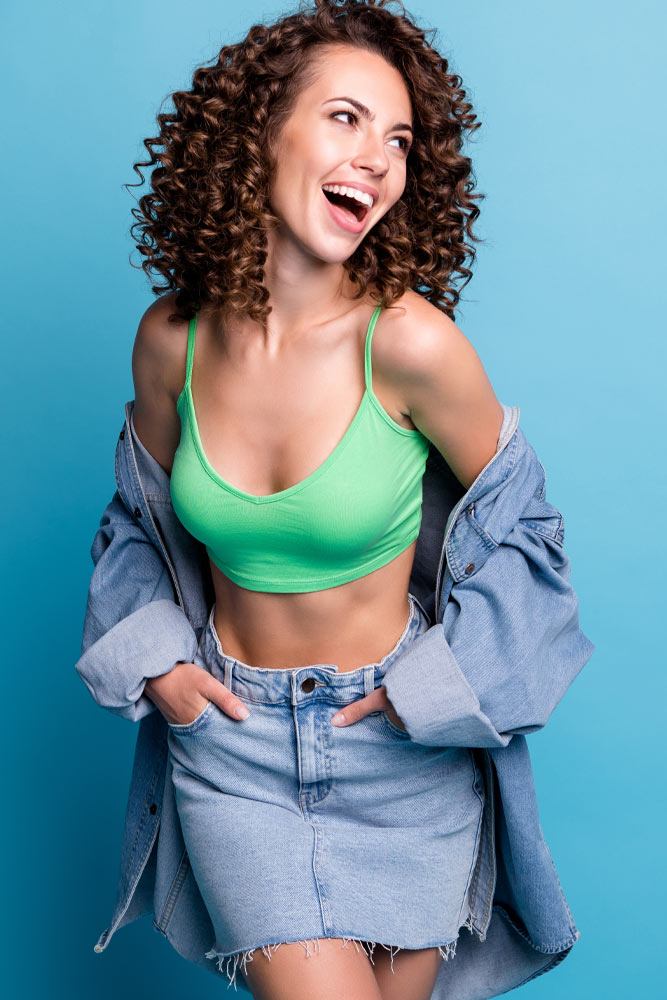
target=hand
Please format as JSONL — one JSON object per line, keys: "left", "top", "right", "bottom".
{"left": 144, "top": 662, "right": 251, "bottom": 724}
{"left": 330, "top": 683, "right": 407, "bottom": 732}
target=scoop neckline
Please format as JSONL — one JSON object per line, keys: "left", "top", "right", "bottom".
{"left": 178, "top": 384, "right": 372, "bottom": 504}
{"left": 176, "top": 301, "right": 425, "bottom": 504}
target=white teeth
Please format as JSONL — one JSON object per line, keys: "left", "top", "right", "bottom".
{"left": 322, "top": 184, "right": 374, "bottom": 209}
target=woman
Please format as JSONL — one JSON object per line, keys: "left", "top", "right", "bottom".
{"left": 87, "top": 2, "right": 584, "bottom": 998}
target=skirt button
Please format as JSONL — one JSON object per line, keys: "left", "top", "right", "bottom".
{"left": 301, "top": 677, "right": 316, "bottom": 693}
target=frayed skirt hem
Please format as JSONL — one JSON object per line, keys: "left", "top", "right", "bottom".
{"left": 205, "top": 910, "right": 484, "bottom": 990}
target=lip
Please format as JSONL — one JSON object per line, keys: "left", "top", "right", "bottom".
{"left": 322, "top": 187, "right": 369, "bottom": 234}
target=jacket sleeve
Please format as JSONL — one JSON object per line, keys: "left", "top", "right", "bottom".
{"left": 382, "top": 465, "right": 596, "bottom": 748}
{"left": 75, "top": 489, "right": 199, "bottom": 723}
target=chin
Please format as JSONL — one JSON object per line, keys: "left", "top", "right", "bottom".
{"left": 300, "top": 235, "right": 360, "bottom": 266}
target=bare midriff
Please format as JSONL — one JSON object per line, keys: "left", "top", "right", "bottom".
{"left": 209, "top": 539, "right": 418, "bottom": 672}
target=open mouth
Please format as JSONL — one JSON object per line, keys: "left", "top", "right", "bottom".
{"left": 321, "top": 187, "right": 370, "bottom": 224}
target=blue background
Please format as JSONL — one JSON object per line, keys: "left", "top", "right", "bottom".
{"left": 2, "top": 1, "right": 664, "bottom": 996}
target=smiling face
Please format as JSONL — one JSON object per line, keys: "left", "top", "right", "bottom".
{"left": 267, "top": 44, "right": 414, "bottom": 264}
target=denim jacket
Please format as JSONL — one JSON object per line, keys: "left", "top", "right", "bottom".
{"left": 75, "top": 399, "right": 595, "bottom": 999}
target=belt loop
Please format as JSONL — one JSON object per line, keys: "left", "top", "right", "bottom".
{"left": 290, "top": 672, "right": 300, "bottom": 707}
{"left": 224, "top": 659, "right": 232, "bottom": 690}
{"left": 363, "top": 664, "right": 375, "bottom": 697}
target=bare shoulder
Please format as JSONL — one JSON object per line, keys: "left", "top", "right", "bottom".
{"left": 374, "top": 289, "right": 475, "bottom": 383}
{"left": 132, "top": 292, "right": 189, "bottom": 401}
{"left": 377, "top": 290, "right": 503, "bottom": 489}
{"left": 131, "top": 292, "right": 189, "bottom": 475}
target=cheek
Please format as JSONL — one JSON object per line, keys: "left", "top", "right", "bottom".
{"left": 270, "top": 147, "right": 321, "bottom": 211}
{"left": 268, "top": 170, "right": 303, "bottom": 222}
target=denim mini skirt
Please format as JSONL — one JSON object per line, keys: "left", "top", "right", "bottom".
{"left": 167, "top": 593, "right": 485, "bottom": 990}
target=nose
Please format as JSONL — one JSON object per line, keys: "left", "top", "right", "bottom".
{"left": 351, "top": 130, "right": 390, "bottom": 178}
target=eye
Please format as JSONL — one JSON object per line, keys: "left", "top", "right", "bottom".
{"left": 389, "top": 136, "right": 411, "bottom": 152}
{"left": 330, "top": 111, "right": 411, "bottom": 153}
{"left": 330, "top": 110, "right": 358, "bottom": 126}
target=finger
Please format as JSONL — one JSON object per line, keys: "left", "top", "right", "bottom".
{"left": 331, "top": 689, "right": 385, "bottom": 726}
{"left": 202, "top": 676, "right": 250, "bottom": 721}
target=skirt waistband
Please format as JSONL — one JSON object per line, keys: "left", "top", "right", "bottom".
{"left": 200, "top": 593, "right": 428, "bottom": 705}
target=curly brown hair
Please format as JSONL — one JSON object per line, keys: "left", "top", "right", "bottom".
{"left": 125, "top": 0, "right": 485, "bottom": 327}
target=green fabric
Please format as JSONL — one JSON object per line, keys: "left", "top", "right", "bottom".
{"left": 170, "top": 305, "right": 431, "bottom": 593}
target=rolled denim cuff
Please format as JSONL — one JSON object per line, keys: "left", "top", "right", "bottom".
{"left": 75, "top": 599, "right": 200, "bottom": 723}
{"left": 381, "top": 626, "right": 512, "bottom": 748}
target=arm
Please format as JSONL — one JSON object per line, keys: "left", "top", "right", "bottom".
{"left": 75, "top": 298, "right": 198, "bottom": 722}
{"left": 75, "top": 488, "right": 199, "bottom": 722}
{"left": 380, "top": 302, "right": 595, "bottom": 746}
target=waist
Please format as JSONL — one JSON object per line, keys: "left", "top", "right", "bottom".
{"left": 207, "top": 590, "right": 428, "bottom": 676}
{"left": 208, "top": 540, "right": 422, "bottom": 671}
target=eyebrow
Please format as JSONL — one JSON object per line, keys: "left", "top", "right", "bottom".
{"left": 322, "top": 96, "right": 414, "bottom": 135}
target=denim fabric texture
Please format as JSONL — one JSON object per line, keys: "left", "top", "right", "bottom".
{"left": 167, "top": 595, "right": 484, "bottom": 989}
{"left": 75, "top": 399, "right": 596, "bottom": 999}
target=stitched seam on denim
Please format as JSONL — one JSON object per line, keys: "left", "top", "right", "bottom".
{"left": 143, "top": 493, "right": 173, "bottom": 505}
{"left": 448, "top": 507, "right": 499, "bottom": 580}
{"left": 539, "top": 832, "right": 579, "bottom": 929}
{"left": 155, "top": 846, "right": 189, "bottom": 933}
{"left": 314, "top": 706, "right": 335, "bottom": 804}
{"left": 105, "top": 750, "right": 165, "bottom": 938}
{"left": 167, "top": 702, "right": 213, "bottom": 733}
{"left": 312, "top": 824, "right": 330, "bottom": 929}
{"left": 462, "top": 782, "right": 485, "bottom": 915}
{"left": 123, "top": 750, "right": 163, "bottom": 874}
{"left": 473, "top": 751, "right": 496, "bottom": 932}
{"left": 493, "top": 904, "right": 578, "bottom": 954}
{"left": 523, "top": 518, "right": 565, "bottom": 544}
{"left": 466, "top": 509, "right": 500, "bottom": 549}
{"left": 511, "top": 949, "right": 570, "bottom": 990}
{"left": 229, "top": 693, "right": 368, "bottom": 706}
{"left": 453, "top": 751, "right": 486, "bottom": 930}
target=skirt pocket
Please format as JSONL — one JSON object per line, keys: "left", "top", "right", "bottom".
{"left": 167, "top": 699, "right": 214, "bottom": 736}
{"left": 167, "top": 625, "right": 216, "bottom": 736}
{"left": 379, "top": 708, "right": 412, "bottom": 738}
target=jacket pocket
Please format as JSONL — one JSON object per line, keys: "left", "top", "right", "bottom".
{"left": 521, "top": 497, "right": 564, "bottom": 545}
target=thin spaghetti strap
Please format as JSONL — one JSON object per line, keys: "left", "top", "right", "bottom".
{"left": 364, "top": 304, "right": 383, "bottom": 392}
{"left": 184, "top": 312, "right": 199, "bottom": 390}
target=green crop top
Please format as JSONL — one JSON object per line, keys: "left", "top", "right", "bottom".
{"left": 169, "top": 304, "right": 431, "bottom": 593}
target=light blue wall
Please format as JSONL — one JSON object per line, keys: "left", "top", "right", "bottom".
{"left": 2, "top": 1, "right": 663, "bottom": 996}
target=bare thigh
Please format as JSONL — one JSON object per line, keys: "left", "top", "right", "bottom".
{"left": 242, "top": 938, "right": 384, "bottom": 1000}
{"left": 371, "top": 947, "right": 443, "bottom": 1000}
